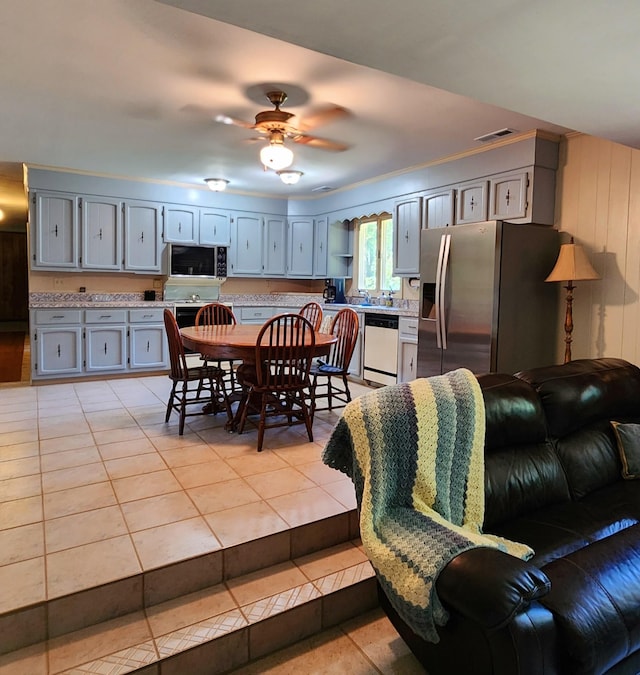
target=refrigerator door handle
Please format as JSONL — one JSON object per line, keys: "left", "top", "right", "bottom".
{"left": 439, "top": 233, "right": 451, "bottom": 350}
{"left": 434, "top": 233, "right": 447, "bottom": 349}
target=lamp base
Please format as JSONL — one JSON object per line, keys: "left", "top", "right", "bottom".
{"left": 563, "top": 281, "right": 575, "bottom": 364}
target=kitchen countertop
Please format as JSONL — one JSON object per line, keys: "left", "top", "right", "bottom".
{"left": 29, "top": 292, "right": 419, "bottom": 317}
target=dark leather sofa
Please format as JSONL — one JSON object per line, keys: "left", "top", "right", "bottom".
{"left": 379, "top": 358, "right": 640, "bottom": 675}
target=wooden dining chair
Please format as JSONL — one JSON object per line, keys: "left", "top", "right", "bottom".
{"left": 163, "top": 309, "right": 231, "bottom": 435}
{"left": 310, "top": 307, "right": 359, "bottom": 415}
{"left": 195, "top": 302, "right": 240, "bottom": 394}
{"left": 298, "top": 301, "right": 323, "bottom": 332}
{"left": 236, "top": 313, "right": 316, "bottom": 452}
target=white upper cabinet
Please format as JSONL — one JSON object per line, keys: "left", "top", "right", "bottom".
{"left": 313, "top": 216, "right": 329, "bottom": 278}
{"left": 123, "top": 201, "right": 162, "bottom": 272}
{"left": 456, "top": 180, "right": 488, "bottom": 224}
{"left": 32, "top": 191, "right": 78, "bottom": 269}
{"left": 422, "top": 189, "right": 455, "bottom": 229}
{"left": 80, "top": 196, "right": 122, "bottom": 270}
{"left": 199, "top": 208, "right": 231, "bottom": 246}
{"left": 163, "top": 205, "right": 198, "bottom": 244}
{"left": 488, "top": 171, "right": 529, "bottom": 220}
{"left": 230, "top": 213, "right": 263, "bottom": 276}
{"left": 288, "top": 217, "right": 315, "bottom": 278}
{"left": 163, "top": 205, "right": 231, "bottom": 246}
{"left": 263, "top": 217, "right": 287, "bottom": 277}
{"left": 393, "top": 196, "right": 422, "bottom": 276}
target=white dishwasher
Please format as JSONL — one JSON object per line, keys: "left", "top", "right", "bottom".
{"left": 363, "top": 313, "right": 399, "bottom": 386}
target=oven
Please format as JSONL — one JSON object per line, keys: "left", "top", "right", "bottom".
{"left": 172, "top": 302, "right": 233, "bottom": 363}
{"left": 173, "top": 303, "right": 207, "bottom": 328}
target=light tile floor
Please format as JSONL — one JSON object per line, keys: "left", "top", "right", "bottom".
{"left": 228, "top": 606, "right": 426, "bottom": 674}
{"left": 0, "top": 374, "right": 372, "bottom": 614}
{"left": 0, "top": 374, "right": 430, "bottom": 673}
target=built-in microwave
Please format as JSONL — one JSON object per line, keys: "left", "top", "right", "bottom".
{"left": 169, "top": 244, "right": 227, "bottom": 278}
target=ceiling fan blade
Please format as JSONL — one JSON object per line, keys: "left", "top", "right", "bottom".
{"left": 214, "top": 114, "right": 255, "bottom": 129}
{"left": 297, "top": 105, "right": 349, "bottom": 131}
{"left": 291, "top": 133, "right": 349, "bottom": 152}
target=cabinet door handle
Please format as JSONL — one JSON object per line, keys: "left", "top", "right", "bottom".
{"left": 99, "top": 228, "right": 103, "bottom": 240}
{"left": 100, "top": 315, "right": 112, "bottom": 319}
{"left": 57, "top": 344, "right": 61, "bottom": 357}
{"left": 273, "top": 241, "right": 277, "bottom": 251}
{"left": 52, "top": 315, "right": 65, "bottom": 319}
{"left": 246, "top": 240, "right": 249, "bottom": 249}
{"left": 140, "top": 231, "right": 144, "bottom": 243}
{"left": 54, "top": 224, "right": 59, "bottom": 237}
{"left": 146, "top": 340, "right": 150, "bottom": 352}
{"left": 178, "top": 222, "right": 182, "bottom": 233}
{"left": 104, "top": 342, "right": 108, "bottom": 354}
{"left": 405, "top": 230, "right": 409, "bottom": 242}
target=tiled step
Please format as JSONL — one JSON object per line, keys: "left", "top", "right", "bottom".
{"left": 0, "top": 539, "right": 378, "bottom": 675}
{"left": 0, "top": 509, "right": 359, "bottom": 656}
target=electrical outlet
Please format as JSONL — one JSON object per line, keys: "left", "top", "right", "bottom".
{"left": 53, "top": 278, "right": 64, "bottom": 288}
{"left": 153, "top": 279, "right": 162, "bottom": 289}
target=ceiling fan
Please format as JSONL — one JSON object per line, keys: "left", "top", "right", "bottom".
{"left": 215, "top": 90, "right": 349, "bottom": 170}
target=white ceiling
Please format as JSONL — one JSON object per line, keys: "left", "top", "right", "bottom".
{"left": 1, "top": 0, "right": 638, "bottom": 226}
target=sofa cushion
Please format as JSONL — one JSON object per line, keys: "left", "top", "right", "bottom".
{"left": 539, "top": 524, "right": 640, "bottom": 675}
{"left": 479, "top": 373, "right": 571, "bottom": 528}
{"left": 488, "top": 498, "right": 638, "bottom": 567}
{"left": 516, "top": 357, "right": 640, "bottom": 438}
{"left": 555, "top": 420, "right": 622, "bottom": 499}
{"left": 611, "top": 421, "right": 640, "bottom": 479}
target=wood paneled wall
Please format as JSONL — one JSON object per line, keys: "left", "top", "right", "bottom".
{"left": 555, "top": 133, "right": 640, "bottom": 363}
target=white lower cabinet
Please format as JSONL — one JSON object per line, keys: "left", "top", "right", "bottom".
{"left": 398, "top": 316, "right": 418, "bottom": 383}
{"left": 85, "top": 309, "right": 127, "bottom": 372}
{"left": 238, "top": 306, "right": 275, "bottom": 325}
{"left": 129, "top": 309, "right": 167, "bottom": 369}
{"left": 31, "top": 307, "right": 168, "bottom": 380}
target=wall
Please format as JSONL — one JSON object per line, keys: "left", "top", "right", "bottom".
{"left": 29, "top": 270, "right": 323, "bottom": 296}
{"left": 555, "top": 133, "right": 640, "bottom": 363}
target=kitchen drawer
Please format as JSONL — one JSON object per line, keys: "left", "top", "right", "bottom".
{"left": 399, "top": 316, "right": 419, "bottom": 339}
{"left": 129, "top": 308, "right": 165, "bottom": 323}
{"left": 34, "top": 309, "right": 82, "bottom": 325}
{"left": 85, "top": 309, "right": 127, "bottom": 324}
{"left": 239, "top": 306, "right": 274, "bottom": 323}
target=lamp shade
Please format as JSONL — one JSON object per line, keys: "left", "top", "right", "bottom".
{"left": 260, "top": 142, "right": 294, "bottom": 171}
{"left": 545, "top": 239, "right": 600, "bottom": 283}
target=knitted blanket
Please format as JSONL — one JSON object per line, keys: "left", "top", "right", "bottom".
{"left": 322, "top": 369, "right": 533, "bottom": 643}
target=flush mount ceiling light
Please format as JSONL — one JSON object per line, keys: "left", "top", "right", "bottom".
{"left": 259, "top": 131, "right": 294, "bottom": 171}
{"left": 204, "top": 178, "right": 229, "bottom": 192}
{"left": 277, "top": 170, "right": 303, "bottom": 185}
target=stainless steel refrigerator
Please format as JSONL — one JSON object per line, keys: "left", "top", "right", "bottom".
{"left": 417, "top": 220, "right": 559, "bottom": 378}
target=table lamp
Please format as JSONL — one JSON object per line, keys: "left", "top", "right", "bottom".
{"left": 545, "top": 237, "right": 600, "bottom": 363}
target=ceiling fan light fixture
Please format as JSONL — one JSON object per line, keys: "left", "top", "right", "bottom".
{"left": 260, "top": 140, "right": 294, "bottom": 171}
{"left": 204, "top": 178, "right": 229, "bottom": 192}
{"left": 277, "top": 170, "right": 303, "bottom": 185}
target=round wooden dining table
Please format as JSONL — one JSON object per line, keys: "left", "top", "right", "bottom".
{"left": 180, "top": 323, "right": 337, "bottom": 430}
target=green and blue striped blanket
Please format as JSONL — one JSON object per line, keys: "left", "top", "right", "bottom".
{"left": 322, "top": 368, "right": 533, "bottom": 643}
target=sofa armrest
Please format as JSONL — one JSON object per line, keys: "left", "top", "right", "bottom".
{"left": 436, "top": 548, "right": 551, "bottom": 631}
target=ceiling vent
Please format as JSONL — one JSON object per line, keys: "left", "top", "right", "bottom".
{"left": 311, "top": 185, "right": 334, "bottom": 193}
{"left": 474, "top": 128, "right": 518, "bottom": 143}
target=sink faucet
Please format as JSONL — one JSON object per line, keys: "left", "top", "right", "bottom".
{"left": 358, "top": 289, "right": 371, "bottom": 304}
